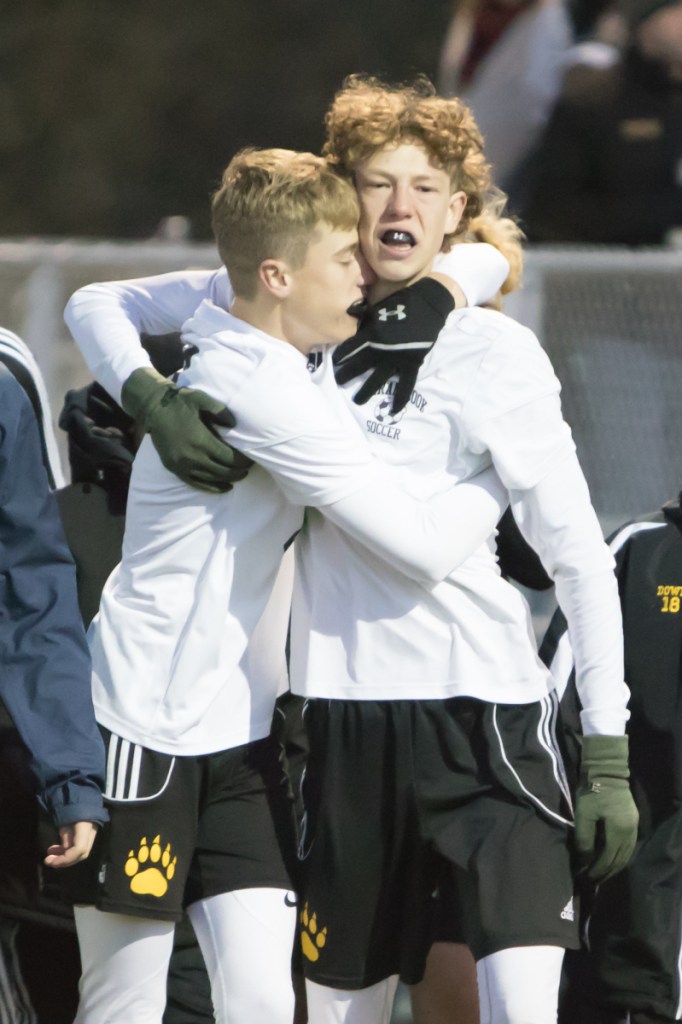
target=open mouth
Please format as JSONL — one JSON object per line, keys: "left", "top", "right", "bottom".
{"left": 380, "top": 229, "right": 416, "bottom": 250}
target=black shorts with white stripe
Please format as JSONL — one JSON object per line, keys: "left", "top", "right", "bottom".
{"left": 61, "top": 727, "right": 297, "bottom": 921}
{"left": 298, "top": 695, "right": 579, "bottom": 989}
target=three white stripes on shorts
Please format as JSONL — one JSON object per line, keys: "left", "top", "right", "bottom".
{"left": 104, "top": 733, "right": 175, "bottom": 802}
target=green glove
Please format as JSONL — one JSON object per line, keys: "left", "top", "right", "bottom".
{"left": 574, "top": 734, "right": 639, "bottom": 882}
{"left": 121, "top": 367, "right": 252, "bottom": 494}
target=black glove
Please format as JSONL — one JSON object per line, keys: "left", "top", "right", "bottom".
{"left": 59, "top": 383, "right": 137, "bottom": 513}
{"left": 333, "top": 278, "right": 455, "bottom": 414}
{"left": 60, "top": 382, "right": 136, "bottom": 473}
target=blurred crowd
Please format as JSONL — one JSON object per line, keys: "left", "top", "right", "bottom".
{"left": 437, "top": 0, "right": 682, "bottom": 245}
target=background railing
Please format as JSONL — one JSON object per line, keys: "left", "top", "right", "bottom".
{"left": 2, "top": 240, "right": 681, "bottom": 533}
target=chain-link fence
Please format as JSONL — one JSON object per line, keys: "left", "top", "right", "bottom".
{"left": 505, "top": 247, "right": 682, "bottom": 533}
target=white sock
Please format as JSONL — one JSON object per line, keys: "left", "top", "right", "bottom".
{"left": 305, "top": 976, "right": 399, "bottom": 1024}
{"left": 188, "top": 887, "right": 297, "bottom": 1024}
{"left": 73, "top": 906, "right": 174, "bottom": 1024}
{"left": 477, "top": 945, "right": 565, "bottom": 1024}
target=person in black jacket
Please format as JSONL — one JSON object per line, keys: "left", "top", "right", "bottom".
{"left": 520, "top": 0, "right": 682, "bottom": 245}
{"left": 543, "top": 492, "right": 682, "bottom": 1023}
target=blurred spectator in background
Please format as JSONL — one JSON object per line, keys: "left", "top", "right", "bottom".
{"left": 437, "top": 0, "right": 574, "bottom": 197}
{"left": 520, "top": 0, "right": 682, "bottom": 245}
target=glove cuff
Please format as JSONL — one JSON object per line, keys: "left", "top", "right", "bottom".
{"left": 121, "top": 367, "right": 169, "bottom": 421}
{"left": 581, "top": 734, "right": 630, "bottom": 782}
{"left": 408, "top": 277, "right": 456, "bottom": 318}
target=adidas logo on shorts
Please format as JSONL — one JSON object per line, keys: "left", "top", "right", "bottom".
{"left": 560, "top": 898, "right": 574, "bottom": 922}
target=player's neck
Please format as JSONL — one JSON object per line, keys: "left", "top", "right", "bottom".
{"left": 229, "top": 296, "right": 312, "bottom": 356}
{"left": 368, "top": 268, "right": 432, "bottom": 304}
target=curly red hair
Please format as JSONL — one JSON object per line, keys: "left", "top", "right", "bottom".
{"left": 323, "top": 75, "right": 523, "bottom": 293}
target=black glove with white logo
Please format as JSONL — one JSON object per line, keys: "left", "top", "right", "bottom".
{"left": 333, "top": 278, "right": 455, "bottom": 414}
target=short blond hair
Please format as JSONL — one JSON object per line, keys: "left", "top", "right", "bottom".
{"left": 323, "top": 75, "right": 524, "bottom": 293}
{"left": 211, "top": 148, "right": 359, "bottom": 298}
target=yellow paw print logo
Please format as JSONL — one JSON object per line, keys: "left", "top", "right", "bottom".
{"left": 124, "top": 835, "right": 177, "bottom": 898}
{"left": 300, "top": 902, "right": 327, "bottom": 962}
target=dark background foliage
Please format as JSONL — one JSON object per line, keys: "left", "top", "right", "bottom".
{"left": 1, "top": 1, "right": 452, "bottom": 238}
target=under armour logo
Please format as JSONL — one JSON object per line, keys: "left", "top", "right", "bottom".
{"left": 181, "top": 343, "right": 199, "bottom": 370}
{"left": 377, "top": 305, "right": 406, "bottom": 321}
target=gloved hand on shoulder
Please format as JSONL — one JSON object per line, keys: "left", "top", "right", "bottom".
{"left": 333, "top": 278, "right": 455, "bottom": 415}
{"left": 121, "top": 367, "right": 252, "bottom": 494}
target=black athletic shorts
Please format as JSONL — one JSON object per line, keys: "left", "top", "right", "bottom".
{"left": 62, "top": 729, "right": 298, "bottom": 922}
{"left": 428, "top": 867, "right": 468, "bottom": 946}
{"left": 298, "top": 695, "right": 579, "bottom": 989}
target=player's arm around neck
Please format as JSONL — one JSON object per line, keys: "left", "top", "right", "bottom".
{"left": 320, "top": 463, "right": 508, "bottom": 583}
{"left": 64, "top": 268, "right": 225, "bottom": 403}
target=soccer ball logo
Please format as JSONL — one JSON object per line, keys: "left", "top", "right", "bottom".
{"left": 374, "top": 396, "right": 405, "bottom": 426}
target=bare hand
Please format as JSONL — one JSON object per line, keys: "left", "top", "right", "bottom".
{"left": 44, "top": 821, "right": 99, "bottom": 869}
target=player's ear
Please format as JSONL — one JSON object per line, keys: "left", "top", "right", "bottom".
{"left": 259, "top": 259, "right": 292, "bottom": 298}
{"left": 444, "top": 191, "right": 467, "bottom": 236}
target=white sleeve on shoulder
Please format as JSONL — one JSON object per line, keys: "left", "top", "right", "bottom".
{"left": 433, "top": 243, "right": 510, "bottom": 307}
{"left": 509, "top": 451, "right": 629, "bottom": 737}
{"left": 462, "top": 327, "right": 572, "bottom": 491}
{"left": 64, "top": 268, "right": 229, "bottom": 404}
